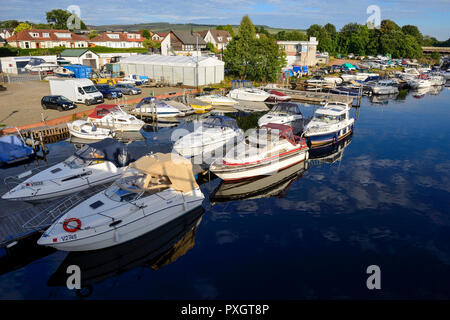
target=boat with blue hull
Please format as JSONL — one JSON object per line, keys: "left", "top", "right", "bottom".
{"left": 303, "top": 102, "right": 354, "bottom": 149}
{"left": 0, "top": 135, "right": 35, "bottom": 166}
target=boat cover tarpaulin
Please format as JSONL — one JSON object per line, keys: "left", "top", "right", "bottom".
{"left": 0, "top": 135, "right": 34, "bottom": 163}
{"left": 129, "top": 153, "right": 199, "bottom": 193}
{"left": 76, "top": 138, "right": 133, "bottom": 167}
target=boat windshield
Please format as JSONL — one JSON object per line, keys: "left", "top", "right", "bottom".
{"left": 63, "top": 155, "right": 87, "bottom": 169}
{"left": 313, "top": 113, "right": 344, "bottom": 124}
{"left": 104, "top": 183, "right": 142, "bottom": 202}
{"left": 246, "top": 128, "right": 281, "bottom": 148}
{"left": 271, "top": 104, "right": 299, "bottom": 115}
{"left": 63, "top": 145, "right": 106, "bottom": 168}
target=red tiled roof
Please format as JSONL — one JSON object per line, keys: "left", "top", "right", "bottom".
{"left": 6, "top": 29, "right": 88, "bottom": 42}
{"left": 90, "top": 32, "right": 144, "bottom": 43}
{"left": 199, "top": 29, "right": 232, "bottom": 44}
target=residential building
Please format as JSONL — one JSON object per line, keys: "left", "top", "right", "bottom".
{"left": 277, "top": 37, "right": 318, "bottom": 67}
{"left": 198, "top": 29, "right": 232, "bottom": 51}
{"left": 151, "top": 32, "right": 168, "bottom": 42}
{"left": 5, "top": 29, "right": 88, "bottom": 49}
{"left": 160, "top": 30, "right": 207, "bottom": 56}
{"left": 0, "top": 29, "right": 14, "bottom": 40}
{"left": 60, "top": 49, "right": 100, "bottom": 69}
{"left": 89, "top": 31, "right": 144, "bottom": 48}
{"left": 0, "top": 36, "right": 6, "bottom": 47}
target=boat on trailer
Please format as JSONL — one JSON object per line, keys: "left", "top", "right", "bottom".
{"left": 303, "top": 102, "right": 354, "bottom": 149}
{"left": 37, "top": 153, "right": 205, "bottom": 251}
{"left": 210, "top": 123, "right": 309, "bottom": 181}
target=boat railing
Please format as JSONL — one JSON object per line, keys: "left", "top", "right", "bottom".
{"left": 21, "top": 183, "right": 110, "bottom": 231}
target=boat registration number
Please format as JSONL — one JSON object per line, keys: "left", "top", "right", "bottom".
{"left": 61, "top": 234, "right": 77, "bottom": 242}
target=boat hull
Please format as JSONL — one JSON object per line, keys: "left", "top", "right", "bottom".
{"left": 305, "top": 124, "right": 353, "bottom": 149}
{"left": 211, "top": 149, "right": 308, "bottom": 181}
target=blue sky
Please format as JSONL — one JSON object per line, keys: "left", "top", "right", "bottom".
{"left": 1, "top": 0, "right": 449, "bottom": 40}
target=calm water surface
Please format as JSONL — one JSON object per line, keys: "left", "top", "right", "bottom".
{"left": 0, "top": 86, "right": 449, "bottom": 299}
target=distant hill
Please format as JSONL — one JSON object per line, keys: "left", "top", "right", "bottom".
{"left": 88, "top": 22, "right": 305, "bottom": 34}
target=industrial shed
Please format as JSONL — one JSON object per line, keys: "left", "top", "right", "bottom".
{"left": 119, "top": 55, "right": 224, "bottom": 86}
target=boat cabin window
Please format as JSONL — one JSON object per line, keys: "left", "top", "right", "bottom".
{"left": 313, "top": 113, "right": 344, "bottom": 124}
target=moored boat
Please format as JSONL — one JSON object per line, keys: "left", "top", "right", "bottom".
{"left": 1, "top": 139, "right": 134, "bottom": 201}
{"left": 87, "top": 104, "right": 145, "bottom": 132}
{"left": 257, "top": 102, "right": 303, "bottom": 127}
{"left": 210, "top": 123, "right": 309, "bottom": 181}
{"left": 37, "top": 153, "right": 205, "bottom": 251}
{"left": 303, "top": 102, "right": 354, "bottom": 149}
{"left": 67, "top": 120, "right": 115, "bottom": 140}
{"left": 132, "top": 97, "right": 181, "bottom": 118}
{"left": 197, "top": 94, "right": 238, "bottom": 106}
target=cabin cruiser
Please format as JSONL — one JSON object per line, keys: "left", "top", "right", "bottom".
{"left": 197, "top": 94, "right": 238, "bottom": 106}
{"left": 408, "top": 76, "right": 432, "bottom": 89}
{"left": 399, "top": 68, "right": 420, "bottom": 81}
{"left": 87, "top": 104, "right": 145, "bottom": 132}
{"left": 24, "top": 58, "right": 58, "bottom": 73}
{"left": 67, "top": 120, "right": 115, "bottom": 140}
{"left": 2, "top": 139, "right": 134, "bottom": 201}
{"left": 210, "top": 160, "right": 307, "bottom": 203}
{"left": 258, "top": 102, "right": 303, "bottom": 127}
{"left": 228, "top": 87, "right": 270, "bottom": 102}
{"left": 303, "top": 102, "right": 354, "bottom": 149}
{"left": 306, "top": 76, "right": 342, "bottom": 86}
{"left": 37, "top": 153, "right": 205, "bottom": 251}
{"left": 427, "top": 74, "right": 446, "bottom": 86}
{"left": 173, "top": 116, "right": 243, "bottom": 158}
{"left": 371, "top": 80, "right": 399, "bottom": 95}
{"left": 133, "top": 97, "right": 181, "bottom": 118}
{"left": 210, "top": 123, "right": 309, "bottom": 181}
{"left": 341, "top": 72, "right": 379, "bottom": 82}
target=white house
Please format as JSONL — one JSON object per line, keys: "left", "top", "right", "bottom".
{"left": 160, "top": 30, "right": 207, "bottom": 56}
{"left": 90, "top": 32, "right": 144, "bottom": 48}
{"left": 198, "top": 29, "right": 232, "bottom": 51}
{"left": 6, "top": 29, "right": 88, "bottom": 49}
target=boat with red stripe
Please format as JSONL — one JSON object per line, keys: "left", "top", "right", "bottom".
{"left": 210, "top": 123, "right": 309, "bottom": 181}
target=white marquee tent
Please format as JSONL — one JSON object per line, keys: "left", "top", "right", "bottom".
{"left": 119, "top": 55, "right": 225, "bottom": 86}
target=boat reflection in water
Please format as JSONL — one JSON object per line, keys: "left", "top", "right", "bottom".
{"left": 210, "top": 161, "right": 308, "bottom": 203}
{"left": 308, "top": 133, "right": 353, "bottom": 165}
{"left": 46, "top": 207, "right": 204, "bottom": 297}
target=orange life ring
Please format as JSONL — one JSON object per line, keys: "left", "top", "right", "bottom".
{"left": 63, "top": 218, "right": 82, "bottom": 233}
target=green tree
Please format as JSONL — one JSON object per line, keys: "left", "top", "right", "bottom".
{"left": 14, "top": 22, "right": 32, "bottom": 33}
{"left": 89, "top": 30, "right": 98, "bottom": 39}
{"left": 217, "top": 24, "right": 235, "bottom": 38}
{"left": 206, "top": 42, "right": 216, "bottom": 53}
{"left": 143, "top": 39, "right": 160, "bottom": 51}
{"left": 306, "top": 24, "right": 322, "bottom": 39}
{"left": 223, "top": 15, "right": 285, "bottom": 82}
{"left": 401, "top": 25, "right": 423, "bottom": 45}
{"left": 431, "top": 52, "right": 440, "bottom": 64}
{"left": 46, "top": 9, "right": 87, "bottom": 30}
{"left": 141, "top": 29, "right": 151, "bottom": 40}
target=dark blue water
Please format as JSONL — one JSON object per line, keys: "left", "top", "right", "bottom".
{"left": 1, "top": 86, "right": 450, "bottom": 299}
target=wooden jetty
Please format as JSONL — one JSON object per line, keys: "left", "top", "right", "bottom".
{"left": 274, "top": 88, "right": 358, "bottom": 106}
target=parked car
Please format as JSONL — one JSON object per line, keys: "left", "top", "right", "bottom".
{"left": 41, "top": 95, "right": 77, "bottom": 111}
{"left": 114, "top": 83, "right": 142, "bottom": 95}
{"left": 95, "top": 84, "right": 123, "bottom": 99}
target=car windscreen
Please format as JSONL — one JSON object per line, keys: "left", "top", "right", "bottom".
{"left": 83, "top": 85, "right": 99, "bottom": 93}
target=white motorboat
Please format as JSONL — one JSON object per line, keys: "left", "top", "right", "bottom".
{"left": 408, "top": 77, "right": 432, "bottom": 89}
{"left": 428, "top": 74, "right": 446, "bottom": 86}
{"left": 132, "top": 97, "right": 181, "bottom": 118}
{"left": 372, "top": 80, "right": 399, "bottom": 95}
{"left": 228, "top": 87, "right": 270, "bottom": 102}
{"left": 1, "top": 139, "right": 133, "bottom": 201}
{"left": 197, "top": 94, "right": 238, "bottom": 106}
{"left": 67, "top": 120, "right": 115, "bottom": 140}
{"left": 266, "top": 90, "right": 291, "bottom": 102}
{"left": 37, "top": 153, "right": 205, "bottom": 251}
{"left": 258, "top": 102, "right": 303, "bottom": 127}
{"left": 173, "top": 115, "right": 243, "bottom": 158}
{"left": 341, "top": 72, "right": 379, "bottom": 82}
{"left": 87, "top": 104, "right": 145, "bottom": 132}
{"left": 399, "top": 68, "right": 420, "bottom": 81}
{"left": 24, "top": 58, "right": 58, "bottom": 73}
{"left": 210, "top": 123, "right": 309, "bottom": 181}
{"left": 303, "top": 102, "right": 354, "bottom": 149}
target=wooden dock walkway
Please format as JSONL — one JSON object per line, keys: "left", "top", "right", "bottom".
{"left": 274, "top": 88, "right": 357, "bottom": 106}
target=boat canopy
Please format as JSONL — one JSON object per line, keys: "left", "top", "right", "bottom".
{"left": 231, "top": 80, "right": 253, "bottom": 89}
{"left": 260, "top": 123, "right": 297, "bottom": 146}
{"left": 203, "top": 115, "right": 239, "bottom": 130}
{"left": 88, "top": 104, "right": 121, "bottom": 118}
{"left": 75, "top": 138, "right": 132, "bottom": 167}
{"left": 127, "top": 153, "right": 199, "bottom": 193}
{"left": 0, "top": 135, "right": 34, "bottom": 163}
{"left": 270, "top": 102, "right": 302, "bottom": 115}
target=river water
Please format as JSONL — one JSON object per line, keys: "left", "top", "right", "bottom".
{"left": 0, "top": 86, "right": 449, "bottom": 299}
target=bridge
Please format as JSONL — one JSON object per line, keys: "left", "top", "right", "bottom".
{"left": 422, "top": 46, "right": 450, "bottom": 54}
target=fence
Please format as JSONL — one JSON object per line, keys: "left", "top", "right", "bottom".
{"left": 3, "top": 72, "right": 43, "bottom": 83}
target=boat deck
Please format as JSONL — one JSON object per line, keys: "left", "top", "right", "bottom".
{"left": 273, "top": 88, "right": 357, "bottom": 106}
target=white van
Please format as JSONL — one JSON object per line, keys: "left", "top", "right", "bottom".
{"left": 49, "top": 78, "right": 104, "bottom": 105}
